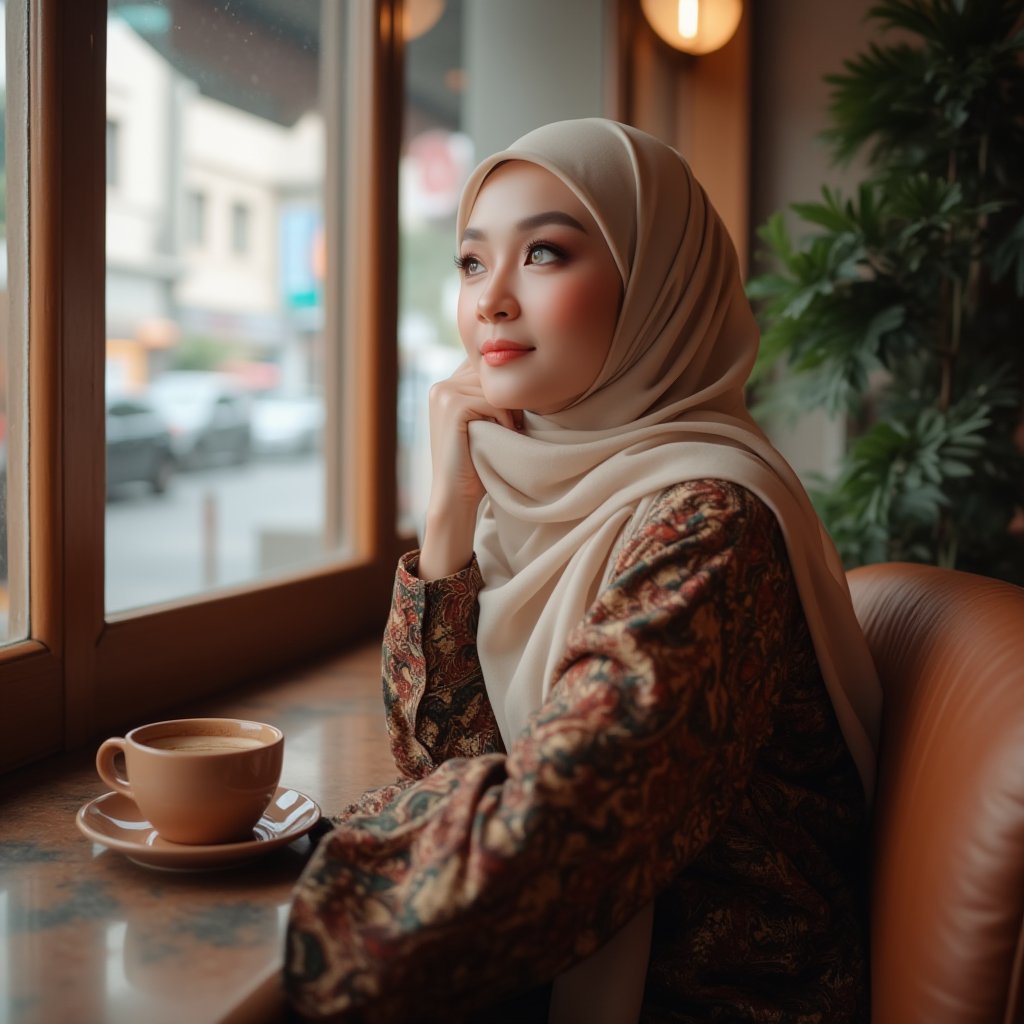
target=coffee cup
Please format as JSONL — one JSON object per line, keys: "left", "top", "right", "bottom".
{"left": 95, "top": 717, "right": 284, "bottom": 845}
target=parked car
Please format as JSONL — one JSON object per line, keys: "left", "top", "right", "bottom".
{"left": 251, "top": 392, "right": 324, "bottom": 456}
{"left": 106, "top": 395, "right": 176, "bottom": 495}
{"left": 149, "top": 371, "right": 252, "bottom": 468}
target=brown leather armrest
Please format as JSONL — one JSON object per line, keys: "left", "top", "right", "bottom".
{"left": 848, "top": 563, "right": 1024, "bottom": 1024}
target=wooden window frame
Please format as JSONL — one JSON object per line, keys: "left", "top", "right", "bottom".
{"left": 0, "top": 0, "right": 409, "bottom": 774}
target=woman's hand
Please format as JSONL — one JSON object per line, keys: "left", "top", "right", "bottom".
{"left": 418, "top": 360, "right": 520, "bottom": 581}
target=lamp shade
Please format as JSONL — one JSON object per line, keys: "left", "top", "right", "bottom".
{"left": 404, "top": 0, "right": 445, "bottom": 41}
{"left": 640, "top": 0, "right": 742, "bottom": 55}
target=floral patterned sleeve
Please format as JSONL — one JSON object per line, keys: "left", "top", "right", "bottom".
{"left": 381, "top": 552, "right": 504, "bottom": 780}
{"left": 285, "top": 481, "right": 799, "bottom": 1022}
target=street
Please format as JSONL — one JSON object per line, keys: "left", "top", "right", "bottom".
{"left": 106, "top": 454, "right": 327, "bottom": 612}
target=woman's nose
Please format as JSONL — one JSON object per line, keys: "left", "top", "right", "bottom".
{"left": 476, "top": 275, "right": 520, "bottom": 322}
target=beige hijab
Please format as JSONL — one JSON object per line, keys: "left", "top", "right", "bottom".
{"left": 458, "top": 118, "right": 881, "bottom": 802}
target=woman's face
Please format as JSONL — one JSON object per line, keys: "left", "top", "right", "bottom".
{"left": 456, "top": 161, "right": 623, "bottom": 416}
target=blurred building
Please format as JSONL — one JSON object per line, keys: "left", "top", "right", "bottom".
{"left": 105, "top": 6, "right": 324, "bottom": 397}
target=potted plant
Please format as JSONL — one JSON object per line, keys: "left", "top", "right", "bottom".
{"left": 748, "top": 0, "right": 1024, "bottom": 584}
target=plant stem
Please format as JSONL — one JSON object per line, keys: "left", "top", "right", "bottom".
{"left": 938, "top": 533, "right": 958, "bottom": 570}
{"left": 939, "top": 277, "right": 963, "bottom": 414}
{"left": 935, "top": 144, "right": 964, "bottom": 563}
{"left": 965, "top": 131, "right": 990, "bottom": 322}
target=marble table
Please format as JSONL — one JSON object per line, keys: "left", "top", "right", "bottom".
{"left": 0, "top": 641, "right": 394, "bottom": 1024}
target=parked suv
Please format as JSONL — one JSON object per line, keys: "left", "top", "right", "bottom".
{"left": 149, "top": 371, "right": 252, "bottom": 468}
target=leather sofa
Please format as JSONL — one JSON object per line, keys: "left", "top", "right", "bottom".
{"left": 848, "top": 562, "right": 1024, "bottom": 1024}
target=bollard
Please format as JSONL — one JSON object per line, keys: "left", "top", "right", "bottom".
{"left": 202, "top": 491, "right": 217, "bottom": 588}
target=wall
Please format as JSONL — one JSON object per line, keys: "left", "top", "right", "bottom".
{"left": 750, "top": 0, "right": 875, "bottom": 478}
{"left": 463, "top": 0, "right": 608, "bottom": 159}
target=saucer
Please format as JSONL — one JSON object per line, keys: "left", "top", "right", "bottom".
{"left": 76, "top": 785, "right": 322, "bottom": 871}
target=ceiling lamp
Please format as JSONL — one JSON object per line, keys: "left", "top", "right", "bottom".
{"left": 640, "top": 0, "right": 743, "bottom": 56}
{"left": 404, "top": 0, "right": 445, "bottom": 41}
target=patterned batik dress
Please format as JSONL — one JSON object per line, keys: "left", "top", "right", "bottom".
{"left": 285, "top": 479, "right": 869, "bottom": 1024}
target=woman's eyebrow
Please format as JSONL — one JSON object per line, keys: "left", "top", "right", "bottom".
{"left": 516, "top": 210, "right": 588, "bottom": 233}
{"left": 461, "top": 210, "right": 588, "bottom": 242}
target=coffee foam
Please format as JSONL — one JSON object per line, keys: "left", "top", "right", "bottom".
{"left": 145, "top": 735, "right": 265, "bottom": 753}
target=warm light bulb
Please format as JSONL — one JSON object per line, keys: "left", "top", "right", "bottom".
{"left": 678, "top": 0, "right": 699, "bottom": 39}
{"left": 641, "top": 0, "right": 742, "bottom": 56}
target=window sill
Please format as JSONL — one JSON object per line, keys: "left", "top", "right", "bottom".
{"left": 0, "top": 638, "right": 393, "bottom": 1024}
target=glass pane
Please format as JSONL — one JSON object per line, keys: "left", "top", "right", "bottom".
{"left": 397, "top": 0, "right": 609, "bottom": 535}
{"left": 0, "top": 0, "right": 28, "bottom": 644}
{"left": 105, "top": 0, "right": 338, "bottom": 613}
{"left": 397, "top": 0, "right": 470, "bottom": 535}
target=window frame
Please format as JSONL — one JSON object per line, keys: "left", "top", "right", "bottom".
{"left": 0, "top": 0, "right": 408, "bottom": 773}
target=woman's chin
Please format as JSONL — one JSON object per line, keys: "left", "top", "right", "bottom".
{"left": 480, "top": 386, "right": 527, "bottom": 415}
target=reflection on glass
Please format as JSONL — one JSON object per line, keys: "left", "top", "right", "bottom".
{"left": 105, "top": 0, "right": 333, "bottom": 613}
{"left": 0, "top": 0, "right": 27, "bottom": 644}
{"left": 398, "top": 0, "right": 471, "bottom": 535}
{"left": 397, "top": 2, "right": 611, "bottom": 537}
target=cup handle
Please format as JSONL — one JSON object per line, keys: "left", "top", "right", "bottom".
{"left": 96, "top": 738, "right": 133, "bottom": 799}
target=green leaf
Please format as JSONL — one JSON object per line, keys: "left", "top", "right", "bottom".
{"left": 744, "top": 273, "right": 792, "bottom": 301}
{"left": 941, "top": 458, "right": 975, "bottom": 477}
{"left": 755, "top": 212, "right": 793, "bottom": 264}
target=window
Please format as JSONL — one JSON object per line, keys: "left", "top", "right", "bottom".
{"left": 1, "top": 0, "right": 407, "bottom": 774}
{"left": 105, "top": 1, "right": 336, "bottom": 613}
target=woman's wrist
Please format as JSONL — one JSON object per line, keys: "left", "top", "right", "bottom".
{"left": 418, "top": 504, "right": 478, "bottom": 581}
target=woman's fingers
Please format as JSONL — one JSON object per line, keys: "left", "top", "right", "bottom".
{"left": 419, "top": 363, "right": 496, "bottom": 578}
{"left": 418, "top": 360, "right": 523, "bottom": 579}
{"left": 427, "top": 376, "right": 489, "bottom": 506}
{"left": 431, "top": 367, "right": 519, "bottom": 435}
{"left": 446, "top": 363, "right": 522, "bottom": 433}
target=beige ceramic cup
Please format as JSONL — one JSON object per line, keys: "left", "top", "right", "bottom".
{"left": 95, "top": 717, "right": 284, "bottom": 845}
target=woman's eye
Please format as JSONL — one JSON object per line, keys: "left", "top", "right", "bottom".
{"left": 526, "top": 244, "right": 562, "bottom": 266}
{"left": 456, "top": 254, "right": 484, "bottom": 276}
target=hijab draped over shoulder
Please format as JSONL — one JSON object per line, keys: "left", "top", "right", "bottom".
{"left": 456, "top": 117, "right": 881, "bottom": 803}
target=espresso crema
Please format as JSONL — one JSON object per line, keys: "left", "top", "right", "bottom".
{"left": 145, "top": 735, "right": 265, "bottom": 753}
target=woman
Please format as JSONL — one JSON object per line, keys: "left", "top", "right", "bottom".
{"left": 285, "top": 118, "right": 881, "bottom": 1023}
